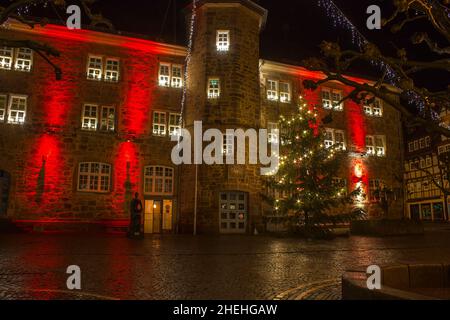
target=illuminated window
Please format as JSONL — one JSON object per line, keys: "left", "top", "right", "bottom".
{"left": 222, "top": 133, "right": 234, "bottom": 156}
{"left": 324, "top": 128, "right": 346, "bottom": 150}
{"left": 366, "top": 136, "right": 375, "bottom": 155}
{"left": 144, "top": 166, "right": 174, "bottom": 195}
{"left": 7, "top": 95, "right": 27, "bottom": 124}
{"left": 0, "top": 47, "right": 13, "bottom": 70}
{"left": 158, "top": 63, "right": 183, "bottom": 88}
{"left": 105, "top": 58, "right": 120, "bottom": 82}
{"left": 375, "top": 136, "right": 386, "bottom": 156}
{"left": 14, "top": 48, "right": 32, "bottom": 72}
{"left": 366, "top": 135, "right": 386, "bottom": 156}
{"left": 158, "top": 63, "right": 170, "bottom": 87}
{"left": 0, "top": 95, "right": 6, "bottom": 121}
{"left": 171, "top": 65, "right": 183, "bottom": 88}
{"left": 153, "top": 111, "right": 166, "bottom": 136}
{"left": 78, "top": 162, "right": 111, "bottom": 193}
{"left": 279, "top": 82, "right": 291, "bottom": 103}
{"left": 216, "top": 30, "right": 230, "bottom": 51}
{"left": 87, "top": 56, "right": 103, "bottom": 80}
{"left": 425, "top": 136, "right": 431, "bottom": 147}
{"left": 169, "top": 113, "right": 181, "bottom": 137}
{"left": 363, "top": 98, "right": 383, "bottom": 117}
{"left": 81, "top": 104, "right": 98, "bottom": 131}
{"left": 100, "top": 106, "right": 115, "bottom": 132}
{"left": 267, "top": 122, "right": 279, "bottom": 144}
{"left": 322, "top": 88, "right": 343, "bottom": 111}
{"left": 208, "top": 78, "right": 220, "bottom": 99}
{"left": 267, "top": 80, "right": 278, "bottom": 101}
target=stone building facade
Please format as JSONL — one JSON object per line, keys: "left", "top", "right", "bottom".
{"left": 0, "top": 0, "right": 405, "bottom": 234}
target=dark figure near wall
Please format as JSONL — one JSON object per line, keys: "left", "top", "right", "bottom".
{"left": 127, "top": 192, "right": 143, "bottom": 239}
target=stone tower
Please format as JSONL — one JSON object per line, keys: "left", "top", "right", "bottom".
{"left": 179, "top": 0, "right": 268, "bottom": 234}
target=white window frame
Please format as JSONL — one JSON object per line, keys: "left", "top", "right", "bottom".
{"left": 77, "top": 162, "right": 111, "bottom": 193}
{"left": 366, "top": 136, "right": 375, "bottom": 155}
{"left": 169, "top": 113, "right": 181, "bottom": 137}
{"left": 81, "top": 104, "right": 99, "bottom": 131}
{"left": 0, "top": 47, "right": 13, "bottom": 70}
{"left": 153, "top": 111, "right": 167, "bottom": 136}
{"left": 366, "top": 135, "right": 386, "bottom": 157}
{"left": 0, "top": 94, "right": 6, "bottom": 121}
{"left": 87, "top": 55, "right": 103, "bottom": 81}
{"left": 216, "top": 30, "right": 230, "bottom": 52}
{"left": 322, "top": 88, "right": 343, "bottom": 111}
{"left": 222, "top": 133, "right": 234, "bottom": 156}
{"left": 325, "top": 128, "right": 346, "bottom": 150}
{"left": 104, "top": 58, "right": 120, "bottom": 82}
{"left": 7, "top": 95, "right": 27, "bottom": 124}
{"left": 158, "top": 63, "right": 171, "bottom": 87}
{"left": 100, "top": 106, "right": 115, "bottom": 132}
{"left": 279, "top": 82, "right": 291, "bottom": 103}
{"left": 171, "top": 65, "right": 183, "bottom": 88}
{"left": 207, "top": 78, "right": 220, "bottom": 99}
{"left": 369, "top": 179, "right": 384, "bottom": 202}
{"left": 267, "top": 122, "right": 279, "bottom": 144}
{"left": 332, "top": 178, "right": 348, "bottom": 195}
{"left": 267, "top": 80, "right": 278, "bottom": 101}
{"left": 14, "top": 48, "right": 33, "bottom": 72}
{"left": 144, "top": 166, "right": 174, "bottom": 196}
{"left": 408, "top": 142, "right": 414, "bottom": 152}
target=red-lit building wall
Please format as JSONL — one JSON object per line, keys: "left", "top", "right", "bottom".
{"left": 0, "top": 25, "right": 184, "bottom": 224}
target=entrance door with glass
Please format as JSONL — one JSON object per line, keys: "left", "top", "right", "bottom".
{"left": 219, "top": 192, "right": 247, "bottom": 234}
{"left": 144, "top": 200, "right": 173, "bottom": 234}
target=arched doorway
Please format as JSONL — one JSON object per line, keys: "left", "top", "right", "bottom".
{"left": 0, "top": 170, "right": 11, "bottom": 217}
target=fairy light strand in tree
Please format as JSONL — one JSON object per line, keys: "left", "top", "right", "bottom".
{"left": 178, "top": 0, "right": 198, "bottom": 140}
{"left": 317, "top": 0, "right": 429, "bottom": 114}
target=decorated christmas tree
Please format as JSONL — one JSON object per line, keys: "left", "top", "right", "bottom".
{"left": 265, "top": 95, "right": 365, "bottom": 237}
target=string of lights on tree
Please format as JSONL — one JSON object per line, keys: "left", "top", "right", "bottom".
{"left": 178, "top": 0, "right": 198, "bottom": 139}
{"left": 317, "top": 0, "right": 428, "bottom": 114}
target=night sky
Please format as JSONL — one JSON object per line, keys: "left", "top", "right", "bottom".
{"left": 0, "top": 0, "right": 446, "bottom": 89}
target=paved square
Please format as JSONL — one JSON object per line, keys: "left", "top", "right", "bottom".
{"left": 1, "top": 226, "right": 450, "bottom": 300}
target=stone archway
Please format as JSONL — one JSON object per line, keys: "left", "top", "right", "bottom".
{"left": 0, "top": 170, "right": 11, "bottom": 217}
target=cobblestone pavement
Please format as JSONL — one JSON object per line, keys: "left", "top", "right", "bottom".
{"left": 1, "top": 225, "right": 450, "bottom": 300}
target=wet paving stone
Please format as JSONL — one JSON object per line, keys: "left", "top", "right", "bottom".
{"left": 1, "top": 229, "right": 450, "bottom": 300}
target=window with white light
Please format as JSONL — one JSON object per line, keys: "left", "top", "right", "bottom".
{"left": 222, "top": 134, "right": 234, "bottom": 156}
{"left": 14, "top": 48, "right": 32, "bottom": 72}
{"left": 267, "top": 122, "right": 279, "bottom": 144}
{"left": 158, "top": 63, "right": 170, "bottom": 87}
{"left": 324, "top": 128, "right": 346, "bottom": 150}
{"left": 0, "top": 95, "right": 6, "bottom": 121}
{"left": 366, "top": 135, "right": 386, "bottom": 156}
{"left": 100, "top": 106, "right": 115, "bottom": 132}
{"left": 279, "top": 82, "right": 291, "bottom": 103}
{"left": 0, "top": 47, "right": 13, "bottom": 70}
{"left": 82, "top": 104, "right": 98, "bottom": 131}
{"left": 144, "top": 166, "right": 174, "bottom": 195}
{"left": 7, "top": 95, "right": 27, "bottom": 124}
{"left": 322, "top": 88, "right": 343, "bottom": 111}
{"left": 267, "top": 80, "right": 278, "bottom": 101}
{"left": 216, "top": 30, "right": 230, "bottom": 52}
{"left": 169, "top": 113, "right": 181, "bottom": 137}
{"left": 87, "top": 56, "right": 103, "bottom": 80}
{"left": 104, "top": 58, "right": 120, "bottom": 82}
{"left": 78, "top": 162, "right": 111, "bottom": 193}
{"left": 363, "top": 98, "right": 383, "bottom": 117}
{"left": 171, "top": 65, "right": 183, "bottom": 88}
{"left": 153, "top": 111, "right": 167, "bottom": 136}
{"left": 208, "top": 78, "right": 220, "bottom": 99}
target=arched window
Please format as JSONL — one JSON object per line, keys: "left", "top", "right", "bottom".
{"left": 77, "top": 162, "right": 111, "bottom": 193}
{"left": 144, "top": 166, "right": 174, "bottom": 195}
